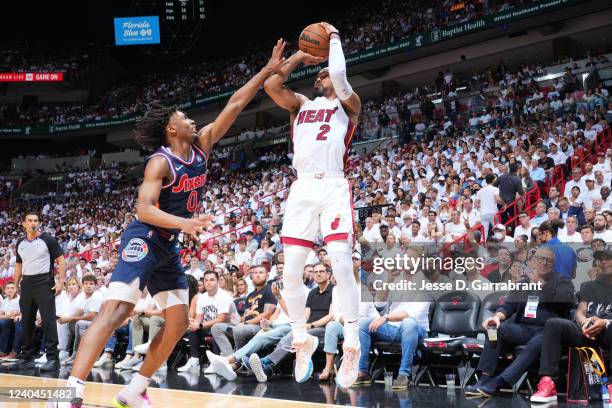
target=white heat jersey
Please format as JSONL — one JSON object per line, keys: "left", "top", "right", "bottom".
{"left": 291, "top": 96, "right": 355, "bottom": 173}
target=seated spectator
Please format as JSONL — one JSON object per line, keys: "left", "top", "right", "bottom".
{"left": 207, "top": 277, "right": 304, "bottom": 378}
{"left": 531, "top": 249, "right": 612, "bottom": 403}
{"left": 233, "top": 277, "right": 249, "bottom": 299}
{"left": 0, "top": 282, "right": 21, "bottom": 359}
{"left": 540, "top": 220, "right": 577, "bottom": 280}
{"left": 185, "top": 258, "right": 204, "bottom": 280}
{"left": 531, "top": 201, "right": 549, "bottom": 227}
{"left": 464, "top": 247, "right": 575, "bottom": 397}
{"left": 55, "top": 276, "right": 83, "bottom": 361}
{"left": 234, "top": 263, "right": 334, "bottom": 383}
{"left": 513, "top": 211, "right": 533, "bottom": 241}
{"left": 354, "top": 289, "right": 431, "bottom": 389}
{"left": 492, "top": 224, "right": 514, "bottom": 243}
{"left": 558, "top": 197, "right": 585, "bottom": 225}
{"left": 211, "top": 266, "right": 276, "bottom": 359}
{"left": 593, "top": 214, "right": 612, "bottom": 241}
{"left": 58, "top": 274, "right": 103, "bottom": 365}
{"left": 178, "top": 270, "right": 240, "bottom": 372}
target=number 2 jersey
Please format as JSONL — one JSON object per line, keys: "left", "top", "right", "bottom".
{"left": 148, "top": 144, "right": 208, "bottom": 231}
{"left": 291, "top": 96, "right": 356, "bottom": 174}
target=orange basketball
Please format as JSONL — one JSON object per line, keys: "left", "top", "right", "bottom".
{"left": 298, "top": 23, "right": 329, "bottom": 58}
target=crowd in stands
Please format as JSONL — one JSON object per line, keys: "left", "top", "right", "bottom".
{"left": 1, "top": 29, "right": 612, "bottom": 406}
{"left": 2, "top": 0, "right": 542, "bottom": 127}
{"left": 0, "top": 45, "right": 100, "bottom": 80}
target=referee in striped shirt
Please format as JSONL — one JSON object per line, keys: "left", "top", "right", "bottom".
{"left": 9, "top": 211, "right": 65, "bottom": 371}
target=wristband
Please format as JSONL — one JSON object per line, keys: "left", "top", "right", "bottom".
{"left": 328, "top": 31, "right": 340, "bottom": 39}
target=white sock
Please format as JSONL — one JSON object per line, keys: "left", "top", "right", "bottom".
{"left": 67, "top": 376, "right": 85, "bottom": 399}
{"left": 127, "top": 373, "right": 151, "bottom": 395}
{"left": 343, "top": 319, "right": 360, "bottom": 348}
{"left": 281, "top": 244, "right": 310, "bottom": 342}
{"left": 328, "top": 241, "right": 360, "bottom": 346}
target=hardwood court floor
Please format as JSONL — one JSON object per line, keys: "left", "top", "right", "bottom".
{"left": 0, "top": 373, "right": 335, "bottom": 408}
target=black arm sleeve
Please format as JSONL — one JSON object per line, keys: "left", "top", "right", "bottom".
{"left": 40, "top": 233, "right": 64, "bottom": 259}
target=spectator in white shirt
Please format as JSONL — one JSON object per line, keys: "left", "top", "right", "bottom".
{"left": 492, "top": 224, "right": 514, "bottom": 243}
{"left": 513, "top": 211, "right": 533, "bottom": 241}
{"left": 558, "top": 216, "right": 583, "bottom": 242}
{"left": 234, "top": 239, "right": 253, "bottom": 267}
{"left": 475, "top": 174, "right": 501, "bottom": 239}
{"left": 444, "top": 210, "right": 468, "bottom": 241}
{"left": 185, "top": 258, "right": 204, "bottom": 280}
{"left": 362, "top": 217, "right": 383, "bottom": 243}
{"left": 0, "top": 282, "right": 21, "bottom": 358}
{"left": 563, "top": 168, "right": 586, "bottom": 199}
{"left": 593, "top": 214, "right": 612, "bottom": 242}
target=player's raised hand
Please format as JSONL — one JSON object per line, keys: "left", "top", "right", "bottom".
{"left": 297, "top": 50, "right": 326, "bottom": 66}
{"left": 319, "top": 22, "right": 339, "bottom": 37}
{"left": 264, "top": 39, "right": 286, "bottom": 75}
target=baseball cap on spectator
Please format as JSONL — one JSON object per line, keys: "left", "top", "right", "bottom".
{"left": 467, "top": 177, "right": 476, "bottom": 182}
{"left": 598, "top": 152, "right": 605, "bottom": 157}
{"left": 438, "top": 176, "right": 445, "bottom": 181}
{"left": 493, "top": 224, "right": 506, "bottom": 232}
{"left": 352, "top": 252, "right": 361, "bottom": 260}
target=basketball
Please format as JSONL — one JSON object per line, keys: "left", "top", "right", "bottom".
{"left": 298, "top": 23, "right": 329, "bottom": 58}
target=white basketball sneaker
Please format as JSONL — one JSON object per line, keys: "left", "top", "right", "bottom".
{"left": 293, "top": 334, "right": 319, "bottom": 383}
{"left": 336, "top": 345, "right": 361, "bottom": 388}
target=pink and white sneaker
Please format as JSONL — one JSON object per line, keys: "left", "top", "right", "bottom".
{"left": 112, "top": 389, "right": 153, "bottom": 408}
{"left": 336, "top": 346, "right": 361, "bottom": 388}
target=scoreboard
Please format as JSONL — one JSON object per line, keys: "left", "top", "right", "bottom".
{"left": 163, "top": 0, "right": 205, "bottom": 21}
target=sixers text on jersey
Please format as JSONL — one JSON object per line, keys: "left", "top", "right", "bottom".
{"left": 149, "top": 144, "right": 208, "bottom": 223}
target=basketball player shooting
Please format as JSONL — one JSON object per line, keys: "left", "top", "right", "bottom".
{"left": 49, "top": 40, "right": 286, "bottom": 408}
{"left": 262, "top": 22, "right": 362, "bottom": 388}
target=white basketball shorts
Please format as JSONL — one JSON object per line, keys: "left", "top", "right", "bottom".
{"left": 281, "top": 172, "right": 354, "bottom": 247}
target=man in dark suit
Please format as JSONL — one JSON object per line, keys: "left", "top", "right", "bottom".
{"left": 558, "top": 197, "right": 585, "bottom": 226}
{"left": 543, "top": 186, "right": 561, "bottom": 209}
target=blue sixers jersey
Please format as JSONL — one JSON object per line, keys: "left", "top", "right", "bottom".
{"left": 148, "top": 144, "right": 208, "bottom": 221}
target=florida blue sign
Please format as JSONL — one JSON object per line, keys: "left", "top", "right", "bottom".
{"left": 114, "top": 16, "right": 161, "bottom": 46}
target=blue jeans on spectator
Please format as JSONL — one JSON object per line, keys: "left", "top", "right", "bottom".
{"left": 323, "top": 321, "right": 344, "bottom": 354}
{"left": 358, "top": 317, "right": 426, "bottom": 376}
{"left": 0, "top": 318, "right": 22, "bottom": 353}
{"left": 233, "top": 323, "right": 291, "bottom": 361}
{"left": 104, "top": 323, "right": 132, "bottom": 355}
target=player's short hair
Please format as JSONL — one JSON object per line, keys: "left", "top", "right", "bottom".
{"left": 134, "top": 103, "right": 178, "bottom": 150}
{"left": 23, "top": 211, "right": 39, "bottom": 221}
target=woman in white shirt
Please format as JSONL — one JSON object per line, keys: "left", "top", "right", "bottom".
{"left": 0, "top": 282, "right": 21, "bottom": 358}
{"left": 56, "top": 277, "right": 83, "bottom": 360}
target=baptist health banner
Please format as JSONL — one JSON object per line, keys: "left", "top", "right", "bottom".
{"left": 114, "top": 16, "right": 160, "bottom": 46}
